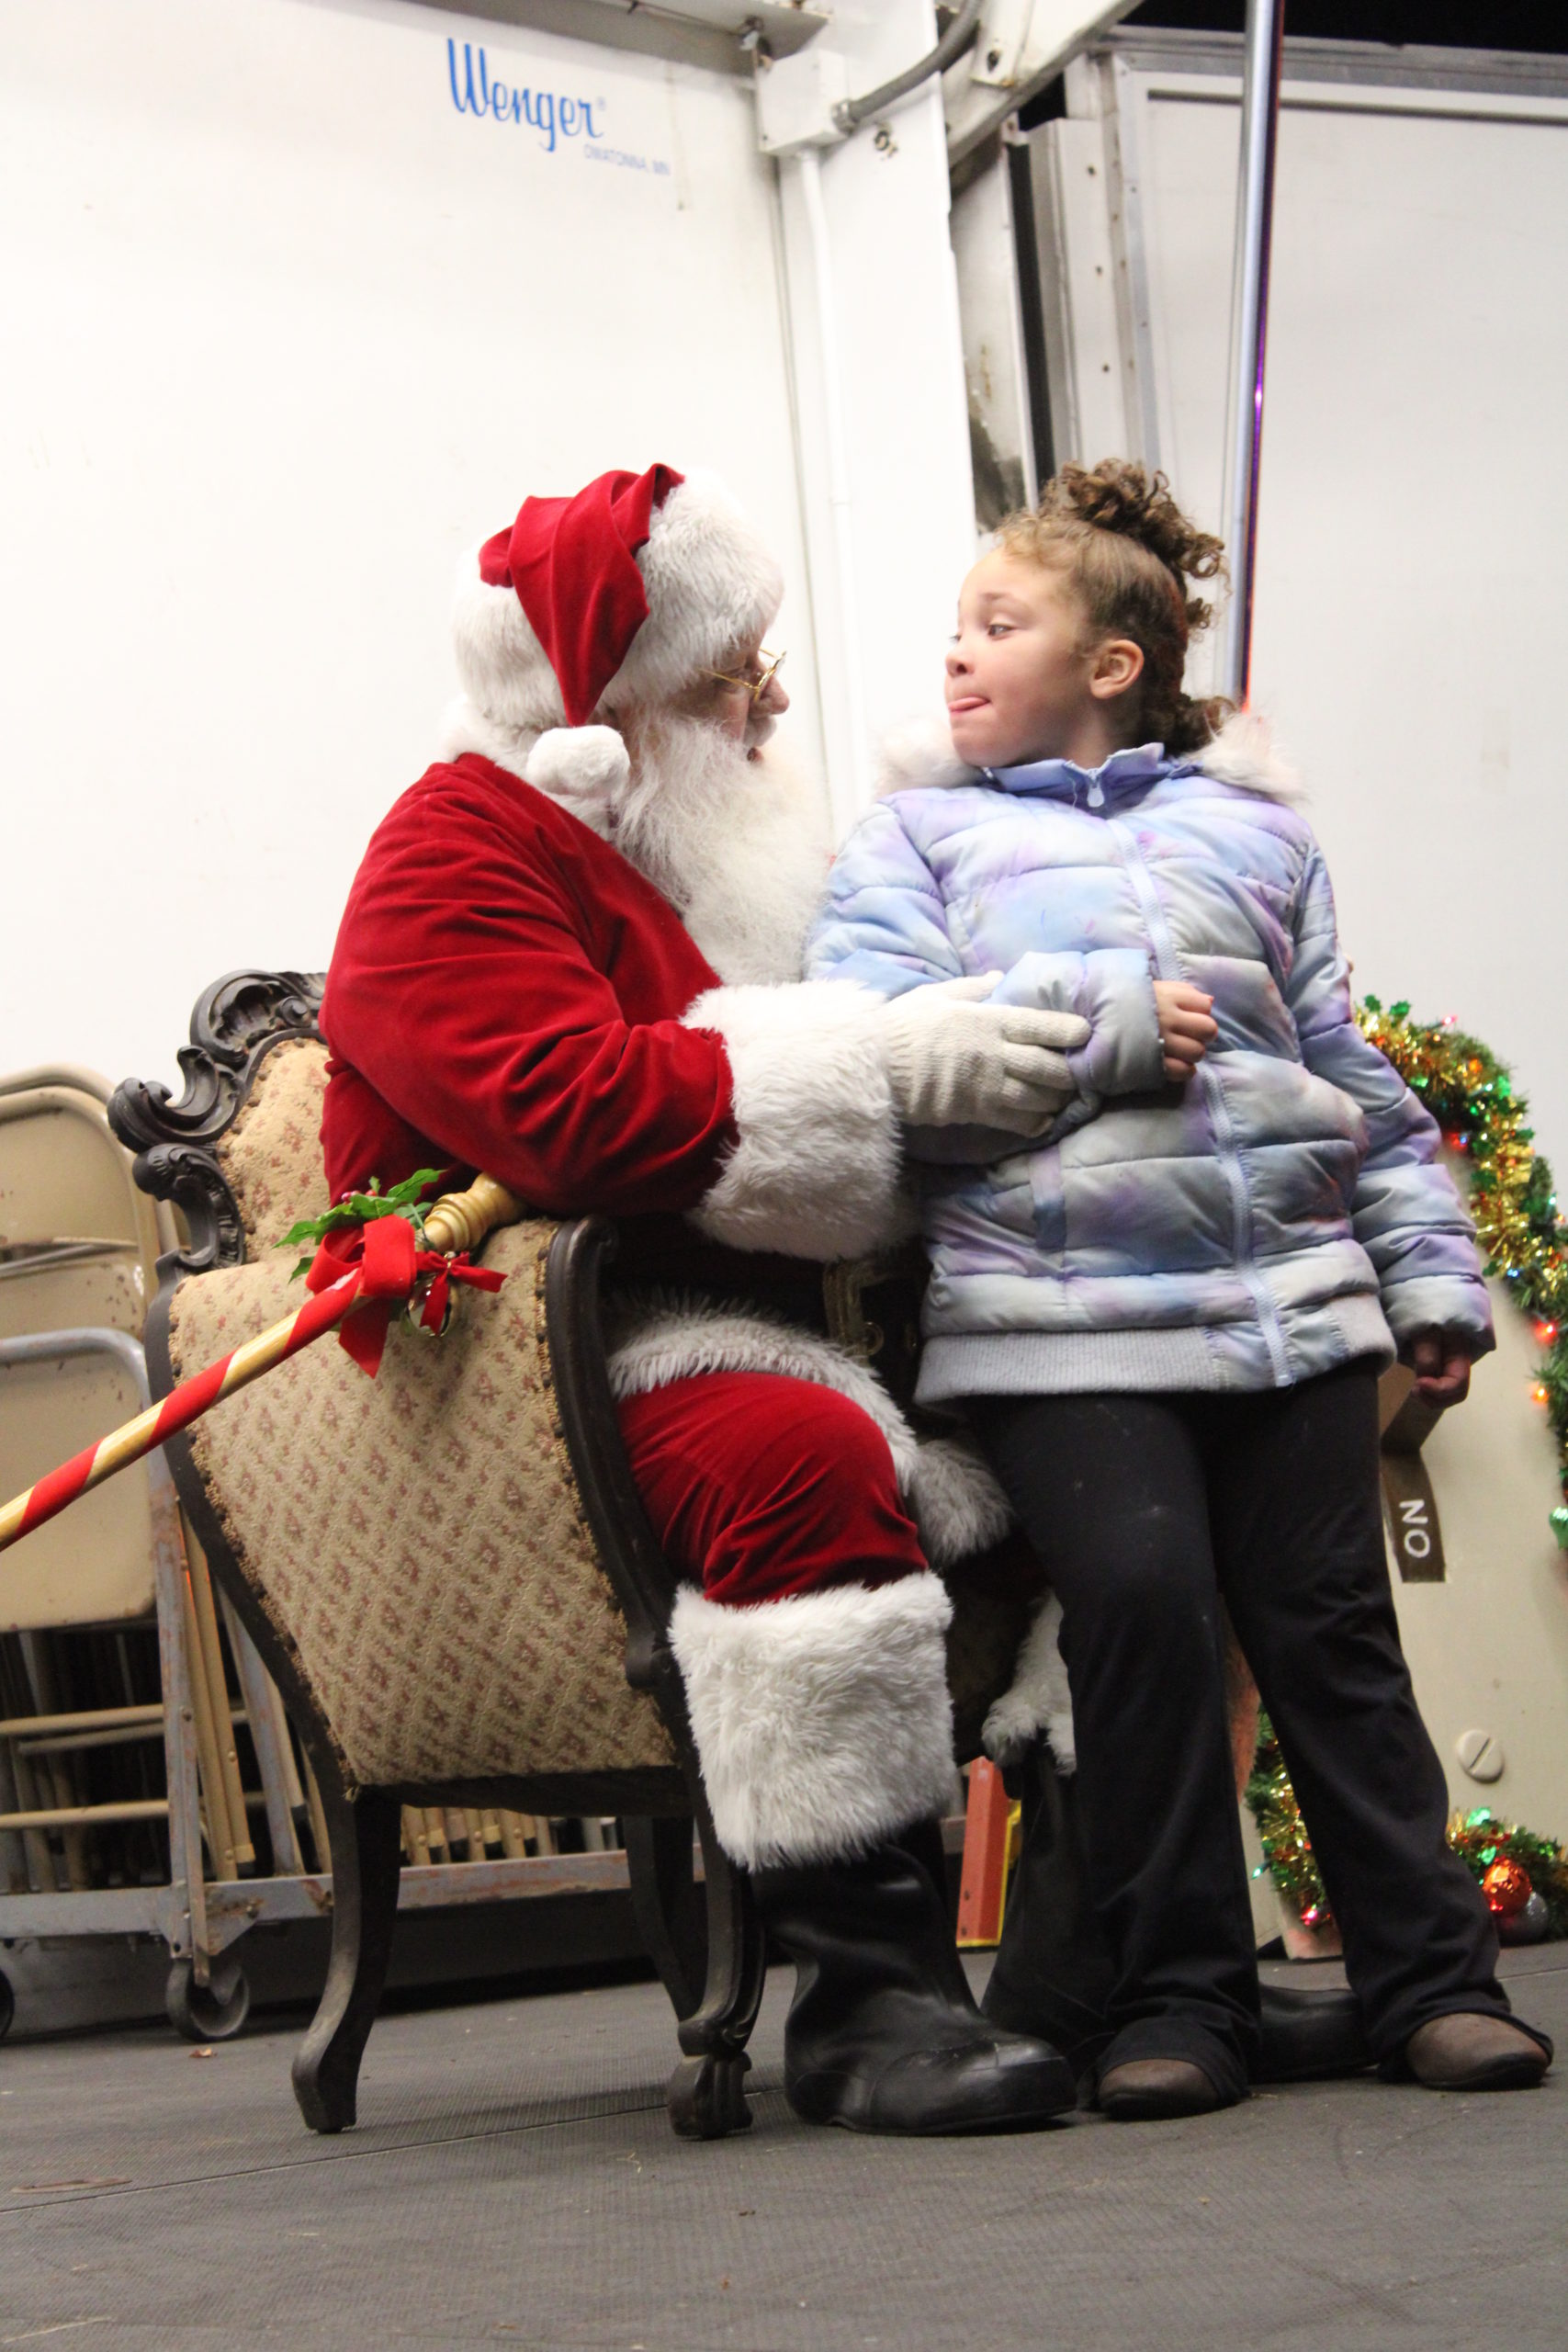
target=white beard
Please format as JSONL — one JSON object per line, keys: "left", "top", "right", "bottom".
{"left": 612, "top": 713, "right": 832, "bottom": 987}
{"left": 437, "top": 695, "right": 832, "bottom": 985}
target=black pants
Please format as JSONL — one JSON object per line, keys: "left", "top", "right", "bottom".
{"left": 971, "top": 1361, "right": 1513, "bottom": 2101}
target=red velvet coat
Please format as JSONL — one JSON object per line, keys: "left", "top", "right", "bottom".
{"left": 321, "top": 753, "right": 739, "bottom": 1210}
{"left": 319, "top": 741, "right": 1007, "bottom": 1826}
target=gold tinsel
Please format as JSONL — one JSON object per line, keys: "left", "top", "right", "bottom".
{"left": 1247, "top": 1720, "right": 1568, "bottom": 1939}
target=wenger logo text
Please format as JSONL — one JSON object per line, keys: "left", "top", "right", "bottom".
{"left": 446, "top": 40, "right": 604, "bottom": 153}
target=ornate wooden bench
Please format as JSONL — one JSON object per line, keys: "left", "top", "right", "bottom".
{"left": 109, "top": 972, "right": 1028, "bottom": 2142}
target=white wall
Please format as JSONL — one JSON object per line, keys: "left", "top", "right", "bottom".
{"left": 1032, "top": 54, "right": 1568, "bottom": 1173}
{"left": 773, "top": 0, "right": 978, "bottom": 833}
{"left": 1, "top": 0, "right": 822, "bottom": 1094}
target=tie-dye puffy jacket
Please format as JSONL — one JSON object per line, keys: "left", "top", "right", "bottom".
{"left": 806, "top": 722, "right": 1493, "bottom": 1405}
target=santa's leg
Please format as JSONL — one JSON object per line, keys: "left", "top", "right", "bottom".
{"left": 618, "top": 1369, "right": 1076, "bottom": 2134}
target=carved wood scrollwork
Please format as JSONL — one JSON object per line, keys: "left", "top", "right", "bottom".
{"left": 107, "top": 969, "right": 325, "bottom": 1281}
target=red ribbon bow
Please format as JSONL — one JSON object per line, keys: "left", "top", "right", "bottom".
{"left": 305, "top": 1216, "right": 505, "bottom": 1377}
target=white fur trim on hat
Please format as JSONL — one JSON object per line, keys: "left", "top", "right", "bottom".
{"left": 604, "top": 1292, "right": 1011, "bottom": 1569}
{"left": 682, "top": 980, "right": 911, "bottom": 1261}
{"left": 670, "top": 1572, "right": 958, "bottom": 1868}
{"left": 450, "top": 559, "right": 563, "bottom": 735}
{"left": 434, "top": 696, "right": 540, "bottom": 781}
{"left": 981, "top": 1592, "right": 1076, "bottom": 1775}
{"left": 449, "top": 469, "right": 783, "bottom": 738}
{"left": 604, "top": 471, "right": 784, "bottom": 713}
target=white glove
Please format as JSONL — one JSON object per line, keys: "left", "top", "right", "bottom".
{"left": 879, "top": 975, "right": 1090, "bottom": 1136}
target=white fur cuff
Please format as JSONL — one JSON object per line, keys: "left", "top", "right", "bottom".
{"left": 906, "top": 1434, "right": 1012, "bottom": 1569}
{"left": 683, "top": 980, "right": 908, "bottom": 1261}
{"left": 980, "top": 1592, "right": 1076, "bottom": 1775}
{"left": 670, "top": 1573, "right": 958, "bottom": 1869}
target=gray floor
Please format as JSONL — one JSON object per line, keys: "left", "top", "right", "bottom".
{"left": 0, "top": 1948, "right": 1562, "bottom": 2352}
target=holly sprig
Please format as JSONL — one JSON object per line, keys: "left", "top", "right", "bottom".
{"left": 278, "top": 1170, "right": 446, "bottom": 1281}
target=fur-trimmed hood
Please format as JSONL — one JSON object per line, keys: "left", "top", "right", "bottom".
{"left": 874, "top": 707, "right": 1303, "bottom": 805}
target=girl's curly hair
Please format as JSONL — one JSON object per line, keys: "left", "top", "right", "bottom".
{"left": 995, "top": 460, "right": 1231, "bottom": 755}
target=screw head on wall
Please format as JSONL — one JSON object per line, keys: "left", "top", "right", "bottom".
{"left": 1455, "top": 1726, "right": 1505, "bottom": 1784}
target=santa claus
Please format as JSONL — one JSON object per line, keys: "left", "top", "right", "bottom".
{"left": 319, "top": 461, "right": 1090, "bottom": 2135}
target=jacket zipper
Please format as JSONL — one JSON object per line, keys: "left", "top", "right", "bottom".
{"left": 1105, "top": 811, "right": 1292, "bottom": 1386}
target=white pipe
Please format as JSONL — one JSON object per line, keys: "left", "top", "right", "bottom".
{"left": 1219, "top": 0, "right": 1286, "bottom": 707}
{"left": 798, "top": 145, "right": 872, "bottom": 827}
{"left": 834, "top": 0, "right": 983, "bottom": 132}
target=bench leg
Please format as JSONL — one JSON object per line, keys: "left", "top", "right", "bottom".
{"left": 662, "top": 1794, "right": 767, "bottom": 2142}
{"left": 291, "top": 1786, "right": 401, "bottom": 2134}
{"left": 626, "top": 1815, "right": 707, "bottom": 2021}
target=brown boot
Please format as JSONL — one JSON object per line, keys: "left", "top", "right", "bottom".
{"left": 1405, "top": 2013, "right": 1550, "bottom": 2092}
{"left": 1099, "top": 2058, "right": 1222, "bottom": 2121}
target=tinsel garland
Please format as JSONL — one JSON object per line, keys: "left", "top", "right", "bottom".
{"left": 1246, "top": 1715, "right": 1568, "bottom": 1939}
{"left": 1246, "top": 1716, "right": 1334, "bottom": 1932}
{"left": 1248, "top": 1001, "right": 1568, "bottom": 1930}
{"left": 1356, "top": 996, "right": 1568, "bottom": 1548}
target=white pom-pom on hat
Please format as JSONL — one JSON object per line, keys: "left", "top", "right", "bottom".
{"left": 525, "top": 725, "right": 631, "bottom": 835}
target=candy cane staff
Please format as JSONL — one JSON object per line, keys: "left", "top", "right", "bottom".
{"left": 0, "top": 1173, "right": 519, "bottom": 1558}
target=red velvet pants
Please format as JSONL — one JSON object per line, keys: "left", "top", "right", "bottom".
{"left": 616, "top": 1371, "right": 928, "bottom": 1606}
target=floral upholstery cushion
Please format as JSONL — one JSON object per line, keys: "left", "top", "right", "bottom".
{"left": 215, "top": 1038, "right": 333, "bottom": 1254}
{"left": 168, "top": 1220, "right": 675, "bottom": 1790}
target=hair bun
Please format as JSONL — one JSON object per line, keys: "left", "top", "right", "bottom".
{"left": 1043, "top": 460, "right": 1225, "bottom": 630}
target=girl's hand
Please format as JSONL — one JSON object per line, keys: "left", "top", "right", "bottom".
{"left": 1153, "top": 981, "right": 1218, "bottom": 1080}
{"left": 1403, "top": 1330, "right": 1474, "bottom": 1408}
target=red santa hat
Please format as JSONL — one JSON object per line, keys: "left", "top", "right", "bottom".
{"left": 450, "top": 462, "right": 784, "bottom": 801}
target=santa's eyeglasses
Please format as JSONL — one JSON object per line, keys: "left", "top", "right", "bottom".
{"left": 707, "top": 647, "right": 786, "bottom": 708}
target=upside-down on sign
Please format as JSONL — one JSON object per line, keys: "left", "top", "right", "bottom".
{"left": 1380, "top": 1372, "right": 1446, "bottom": 1583}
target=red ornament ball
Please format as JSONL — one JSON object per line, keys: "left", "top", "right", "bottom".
{"left": 1482, "top": 1859, "right": 1532, "bottom": 1918}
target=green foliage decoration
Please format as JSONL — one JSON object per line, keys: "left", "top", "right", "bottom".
{"left": 277, "top": 1169, "right": 446, "bottom": 1280}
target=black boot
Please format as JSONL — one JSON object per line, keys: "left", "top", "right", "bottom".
{"left": 753, "top": 1837, "right": 1077, "bottom": 2134}
{"left": 980, "top": 1747, "right": 1371, "bottom": 2086}
{"left": 1254, "top": 1980, "right": 1371, "bottom": 2083}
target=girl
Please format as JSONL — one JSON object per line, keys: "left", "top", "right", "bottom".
{"left": 807, "top": 461, "right": 1551, "bottom": 2118}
